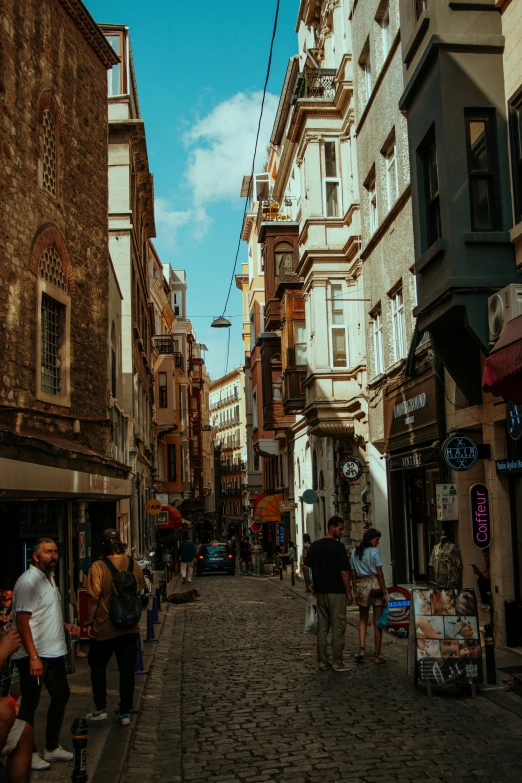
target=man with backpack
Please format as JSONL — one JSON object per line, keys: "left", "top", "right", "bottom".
{"left": 85, "top": 529, "right": 147, "bottom": 726}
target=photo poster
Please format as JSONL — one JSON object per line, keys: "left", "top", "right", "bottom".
{"left": 412, "top": 588, "right": 483, "bottom": 687}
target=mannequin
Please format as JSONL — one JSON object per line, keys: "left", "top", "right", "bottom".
{"left": 429, "top": 532, "right": 462, "bottom": 589}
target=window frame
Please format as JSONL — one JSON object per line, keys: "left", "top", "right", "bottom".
{"left": 384, "top": 140, "right": 399, "bottom": 210}
{"left": 419, "top": 129, "right": 441, "bottom": 250}
{"left": 372, "top": 308, "right": 385, "bottom": 376}
{"left": 158, "top": 371, "right": 168, "bottom": 409}
{"left": 36, "top": 278, "right": 71, "bottom": 408}
{"left": 378, "top": 3, "right": 391, "bottom": 61}
{"left": 414, "top": 0, "right": 427, "bottom": 21}
{"left": 167, "top": 444, "right": 177, "bottom": 482}
{"left": 360, "top": 46, "right": 372, "bottom": 104}
{"left": 509, "top": 89, "right": 522, "bottom": 224}
{"left": 329, "top": 283, "right": 349, "bottom": 370}
{"left": 322, "top": 140, "right": 342, "bottom": 218}
{"left": 105, "top": 31, "right": 126, "bottom": 97}
{"left": 366, "top": 172, "right": 378, "bottom": 235}
{"left": 390, "top": 288, "right": 406, "bottom": 363}
{"left": 464, "top": 110, "right": 499, "bottom": 232}
{"left": 294, "top": 321, "right": 307, "bottom": 367}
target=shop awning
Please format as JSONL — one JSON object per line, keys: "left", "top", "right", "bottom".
{"left": 156, "top": 505, "right": 183, "bottom": 530}
{"left": 482, "top": 314, "right": 522, "bottom": 404}
{"left": 253, "top": 493, "right": 283, "bottom": 522}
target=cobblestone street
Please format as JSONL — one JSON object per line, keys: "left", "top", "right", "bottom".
{"left": 122, "top": 576, "right": 522, "bottom": 783}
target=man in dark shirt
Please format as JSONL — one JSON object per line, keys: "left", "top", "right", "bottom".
{"left": 303, "top": 516, "right": 353, "bottom": 672}
{"left": 179, "top": 535, "right": 197, "bottom": 584}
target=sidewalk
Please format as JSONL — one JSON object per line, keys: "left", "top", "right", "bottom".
{"left": 1, "top": 575, "right": 169, "bottom": 783}
{"left": 267, "top": 566, "right": 522, "bottom": 720}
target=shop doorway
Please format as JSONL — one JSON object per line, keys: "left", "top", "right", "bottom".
{"left": 403, "top": 468, "right": 441, "bottom": 583}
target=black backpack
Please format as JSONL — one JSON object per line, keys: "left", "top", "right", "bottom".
{"left": 102, "top": 557, "right": 142, "bottom": 629}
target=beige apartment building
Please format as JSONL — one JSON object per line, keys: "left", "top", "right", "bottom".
{"left": 210, "top": 368, "right": 247, "bottom": 533}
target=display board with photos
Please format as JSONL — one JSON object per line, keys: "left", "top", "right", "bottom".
{"left": 411, "top": 588, "right": 482, "bottom": 687}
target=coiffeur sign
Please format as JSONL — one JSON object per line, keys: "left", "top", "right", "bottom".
{"left": 470, "top": 483, "right": 491, "bottom": 549}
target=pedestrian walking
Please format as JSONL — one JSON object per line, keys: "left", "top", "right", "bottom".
{"left": 239, "top": 537, "right": 251, "bottom": 574}
{"left": 179, "top": 534, "right": 197, "bottom": 584}
{"left": 351, "top": 528, "right": 388, "bottom": 665}
{"left": 13, "top": 538, "right": 78, "bottom": 770}
{"left": 251, "top": 539, "right": 262, "bottom": 577}
{"left": 85, "top": 529, "right": 147, "bottom": 726}
{"left": 0, "top": 616, "right": 32, "bottom": 783}
{"left": 303, "top": 517, "right": 353, "bottom": 672}
{"left": 301, "top": 533, "right": 312, "bottom": 581}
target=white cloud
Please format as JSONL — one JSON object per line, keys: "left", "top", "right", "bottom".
{"left": 155, "top": 197, "right": 212, "bottom": 248}
{"left": 184, "top": 91, "right": 279, "bottom": 206}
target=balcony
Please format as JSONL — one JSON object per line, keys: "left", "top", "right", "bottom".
{"left": 260, "top": 333, "right": 295, "bottom": 432}
{"left": 154, "top": 335, "right": 174, "bottom": 354}
{"left": 275, "top": 256, "right": 302, "bottom": 300}
{"left": 264, "top": 299, "right": 282, "bottom": 332}
{"left": 293, "top": 69, "right": 336, "bottom": 102}
{"left": 282, "top": 367, "right": 306, "bottom": 415}
{"left": 220, "top": 461, "right": 246, "bottom": 474}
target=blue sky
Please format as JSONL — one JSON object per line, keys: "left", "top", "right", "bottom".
{"left": 85, "top": 0, "right": 299, "bottom": 379}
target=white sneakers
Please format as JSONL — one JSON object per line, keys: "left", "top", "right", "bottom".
{"left": 31, "top": 753, "right": 51, "bottom": 771}
{"left": 115, "top": 711, "right": 131, "bottom": 726}
{"left": 86, "top": 708, "right": 108, "bottom": 721}
{"left": 43, "top": 746, "right": 73, "bottom": 763}
{"left": 32, "top": 746, "right": 74, "bottom": 768}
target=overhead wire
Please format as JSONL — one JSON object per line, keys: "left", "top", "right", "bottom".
{"left": 218, "top": 0, "right": 281, "bottom": 319}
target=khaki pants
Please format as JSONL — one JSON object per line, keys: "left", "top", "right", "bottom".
{"left": 316, "top": 593, "right": 347, "bottom": 666}
{"left": 181, "top": 561, "right": 194, "bottom": 581}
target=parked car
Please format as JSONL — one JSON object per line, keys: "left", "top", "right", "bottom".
{"left": 197, "top": 542, "right": 235, "bottom": 576}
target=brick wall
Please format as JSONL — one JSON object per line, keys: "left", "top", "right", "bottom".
{"left": 0, "top": 0, "right": 111, "bottom": 455}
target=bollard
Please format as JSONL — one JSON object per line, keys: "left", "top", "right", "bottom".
{"left": 134, "top": 635, "right": 146, "bottom": 675}
{"left": 162, "top": 579, "right": 167, "bottom": 601}
{"left": 145, "top": 608, "right": 156, "bottom": 642}
{"left": 155, "top": 587, "right": 162, "bottom": 612}
{"left": 152, "top": 594, "right": 159, "bottom": 624}
{"left": 71, "top": 717, "right": 88, "bottom": 783}
{"left": 291, "top": 562, "right": 295, "bottom": 586}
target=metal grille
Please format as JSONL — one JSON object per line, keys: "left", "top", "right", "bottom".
{"left": 39, "top": 246, "right": 67, "bottom": 292}
{"left": 42, "top": 109, "right": 57, "bottom": 196}
{"left": 41, "top": 294, "right": 62, "bottom": 395}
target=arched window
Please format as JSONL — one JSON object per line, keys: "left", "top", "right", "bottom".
{"left": 274, "top": 242, "right": 294, "bottom": 280}
{"left": 36, "top": 245, "right": 71, "bottom": 406}
{"left": 312, "top": 449, "right": 318, "bottom": 491}
{"left": 37, "top": 90, "right": 65, "bottom": 198}
{"left": 42, "top": 110, "right": 57, "bottom": 196}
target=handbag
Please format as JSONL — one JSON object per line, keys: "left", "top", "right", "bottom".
{"left": 376, "top": 607, "right": 389, "bottom": 629}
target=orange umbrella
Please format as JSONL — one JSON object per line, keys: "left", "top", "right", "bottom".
{"left": 253, "top": 493, "right": 283, "bottom": 523}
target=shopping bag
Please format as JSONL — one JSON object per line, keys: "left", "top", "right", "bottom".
{"left": 376, "top": 606, "right": 389, "bottom": 629}
{"left": 304, "top": 600, "right": 318, "bottom": 634}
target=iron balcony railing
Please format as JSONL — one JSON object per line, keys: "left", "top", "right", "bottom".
{"left": 293, "top": 69, "right": 336, "bottom": 102}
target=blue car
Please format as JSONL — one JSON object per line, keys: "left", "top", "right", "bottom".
{"left": 197, "top": 543, "right": 235, "bottom": 576}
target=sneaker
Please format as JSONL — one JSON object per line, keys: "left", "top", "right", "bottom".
{"left": 32, "top": 753, "right": 51, "bottom": 771}
{"left": 318, "top": 661, "right": 332, "bottom": 671}
{"left": 86, "top": 708, "right": 108, "bottom": 721}
{"left": 43, "top": 746, "right": 73, "bottom": 763}
{"left": 332, "top": 663, "right": 353, "bottom": 672}
{"left": 115, "top": 712, "right": 131, "bottom": 726}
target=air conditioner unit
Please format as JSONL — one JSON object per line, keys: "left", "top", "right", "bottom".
{"left": 488, "top": 284, "right": 522, "bottom": 342}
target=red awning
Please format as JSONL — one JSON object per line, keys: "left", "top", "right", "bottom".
{"left": 156, "top": 504, "right": 183, "bottom": 531}
{"left": 483, "top": 314, "right": 522, "bottom": 403}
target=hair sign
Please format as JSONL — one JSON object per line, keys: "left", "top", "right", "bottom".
{"left": 470, "top": 483, "right": 491, "bottom": 549}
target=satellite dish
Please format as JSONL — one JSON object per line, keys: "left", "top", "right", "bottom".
{"left": 302, "top": 489, "right": 318, "bottom": 504}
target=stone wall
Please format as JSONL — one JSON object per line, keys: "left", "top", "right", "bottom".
{"left": 0, "top": 0, "right": 111, "bottom": 455}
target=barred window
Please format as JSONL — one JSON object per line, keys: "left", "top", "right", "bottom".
{"left": 39, "top": 247, "right": 67, "bottom": 292}
{"left": 41, "top": 294, "right": 63, "bottom": 396}
{"left": 42, "top": 109, "right": 57, "bottom": 196}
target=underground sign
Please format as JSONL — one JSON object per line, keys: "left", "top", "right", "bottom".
{"left": 470, "top": 483, "right": 491, "bottom": 549}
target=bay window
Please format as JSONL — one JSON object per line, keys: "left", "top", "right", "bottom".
{"left": 329, "top": 283, "right": 348, "bottom": 369}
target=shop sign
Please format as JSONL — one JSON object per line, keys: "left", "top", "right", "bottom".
{"left": 90, "top": 474, "right": 110, "bottom": 494}
{"left": 384, "top": 372, "right": 439, "bottom": 450}
{"left": 338, "top": 457, "right": 363, "bottom": 483}
{"left": 442, "top": 435, "right": 478, "bottom": 472}
{"left": 385, "top": 586, "right": 411, "bottom": 639}
{"left": 470, "top": 484, "right": 491, "bottom": 549}
{"left": 155, "top": 511, "right": 169, "bottom": 527}
{"left": 279, "top": 501, "right": 297, "bottom": 512}
{"left": 412, "top": 588, "right": 483, "bottom": 686}
{"left": 507, "top": 401, "right": 522, "bottom": 442}
{"left": 496, "top": 458, "right": 522, "bottom": 475}
{"left": 436, "top": 484, "right": 459, "bottom": 522}
{"left": 388, "top": 444, "right": 438, "bottom": 471}
{"left": 155, "top": 493, "right": 169, "bottom": 506}
{"left": 146, "top": 498, "right": 162, "bottom": 515}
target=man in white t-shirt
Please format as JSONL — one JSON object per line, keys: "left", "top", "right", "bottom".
{"left": 13, "top": 538, "right": 78, "bottom": 771}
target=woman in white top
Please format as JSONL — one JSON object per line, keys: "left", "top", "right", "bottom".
{"left": 351, "top": 528, "right": 388, "bottom": 665}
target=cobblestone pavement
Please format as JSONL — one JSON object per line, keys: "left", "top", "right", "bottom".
{"left": 122, "top": 576, "right": 522, "bottom": 783}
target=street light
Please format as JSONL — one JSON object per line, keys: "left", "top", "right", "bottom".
{"left": 211, "top": 316, "right": 232, "bottom": 328}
